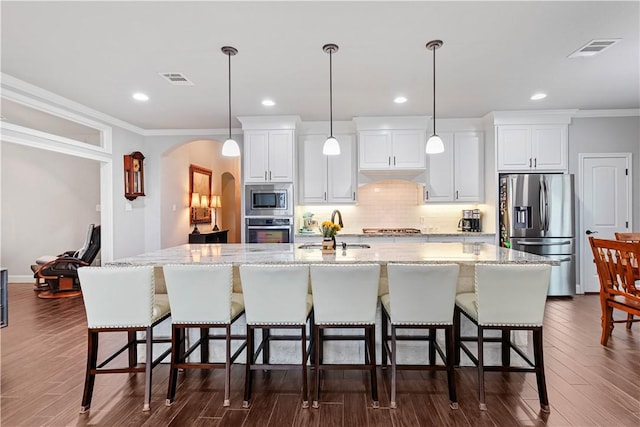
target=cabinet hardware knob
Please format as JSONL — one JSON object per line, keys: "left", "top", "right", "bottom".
{"left": 529, "top": 158, "right": 532, "bottom": 168}
{"left": 456, "top": 190, "right": 459, "bottom": 199}
{"left": 534, "top": 158, "right": 537, "bottom": 168}
{"left": 324, "top": 192, "right": 327, "bottom": 201}
{"left": 426, "top": 190, "right": 429, "bottom": 200}
{"left": 353, "top": 192, "right": 356, "bottom": 200}
{"left": 388, "top": 157, "right": 391, "bottom": 166}
{"left": 264, "top": 171, "right": 267, "bottom": 180}
{"left": 269, "top": 171, "right": 272, "bottom": 181}
{"left": 393, "top": 156, "right": 396, "bottom": 166}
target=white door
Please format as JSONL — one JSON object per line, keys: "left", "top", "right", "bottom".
{"left": 579, "top": 154, "right": 632, "bottom": 293}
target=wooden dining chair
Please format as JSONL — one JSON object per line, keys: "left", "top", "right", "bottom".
{"left": 614, "top": 233, "right": 640, "bottom": 329}
{"left": 590, "top": 237, "right": 640, "bottom": 345}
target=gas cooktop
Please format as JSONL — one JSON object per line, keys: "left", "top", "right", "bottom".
{"left": 361, "top": 228, "right": 422, "bottom": 234}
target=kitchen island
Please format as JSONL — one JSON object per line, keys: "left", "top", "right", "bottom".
{"left": 110, "top": 241, "right": 555, "bottom": 295}
{"left": 110, "top": 242, "right": 555, "bottom": 365}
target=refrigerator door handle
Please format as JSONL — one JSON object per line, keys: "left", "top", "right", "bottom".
{"left": 539, "top": 181, "right": 546, "bottom": 231}
{"left": 515, "top": 240, "right": 572, "bottom": 246}
{"left": 557, "top": 257, "right": 572, "bottom": 263}
{"left": 544, "top": 178, "right": 550, "bottom": 231}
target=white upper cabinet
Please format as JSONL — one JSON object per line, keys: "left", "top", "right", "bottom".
{"left": 497, "top": 124, "right": 567, "bottom": 172}
{"left": 299, "top": 134, "right": 356, "bottom": 204}
{"left": 244, "top": 129, "right": 294, "bottom": 183}
{"left": 358, "top": 129, "right": 426, "bottom": 170}
{"left": 425, "top": 131, "right": 483, "bottom": 202}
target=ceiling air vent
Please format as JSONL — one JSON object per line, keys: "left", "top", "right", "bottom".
{"left": 568, "top": 39, "right": 621, "bottom": 58}
{"left": 159, "top": 72, "right": 194, "bottom": 85}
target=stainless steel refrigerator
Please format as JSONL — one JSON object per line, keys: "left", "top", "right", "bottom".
{"left": 499, "top": 174, "right": 575, "bottom": 296}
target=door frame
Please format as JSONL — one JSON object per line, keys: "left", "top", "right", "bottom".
{"left": 578, "top": 152, "right": 632, "bottom": 294}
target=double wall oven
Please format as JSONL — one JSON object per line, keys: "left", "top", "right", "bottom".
{"left": 244, "top": 184, "right": 294, "bottom": 243}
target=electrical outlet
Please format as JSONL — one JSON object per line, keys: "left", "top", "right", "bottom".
{"left": 95, "top": 204, "right": 101, "bottom": 212}
{"left": 125, "top": 203, "right": 132, "bottom": 211}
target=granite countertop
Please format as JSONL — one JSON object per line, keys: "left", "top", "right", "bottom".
{"left": 109, "top": 242, "right": 556, "bottom": 266}
{"left": 296, "top": 231, "right": 495, "bottom": 237}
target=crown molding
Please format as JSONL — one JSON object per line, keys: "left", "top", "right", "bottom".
{"left": 1, "top": 73, "right": 145, "bottom": 135}
{"left": 573, "top": 109, "right": 640, "bottom": 118}
{"left": 142, "top": 128, "right": 243, "bottom": 137}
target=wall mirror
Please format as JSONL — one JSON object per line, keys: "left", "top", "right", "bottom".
{"left": 189, "top": 164, "right": 212, "bottom": 224}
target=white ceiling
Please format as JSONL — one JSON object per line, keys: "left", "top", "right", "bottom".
{"left": 1, "top": 1, "right": 638, "bottom": 131}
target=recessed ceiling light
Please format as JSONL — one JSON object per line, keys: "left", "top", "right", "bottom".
{"left": 394, "top": 96, "right": 408, "bottom": 104}
{"left": 132, "top": 92, "right": 149, "bottom": 102}
{"left": 261, "top": 99, "right": 276, "bottom": 107}
{"left": 530, "top": 93, "right": 547, "bottom": 101}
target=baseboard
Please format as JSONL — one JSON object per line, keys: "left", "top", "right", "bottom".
{"left": 8, "top": 275, "right": 34, "bottom": 283}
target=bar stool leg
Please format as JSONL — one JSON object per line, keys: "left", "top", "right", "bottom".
{"left": 381, "top": 308, "right": 389, "bottom": 367}
{"left": 243, "top": 326, "right": 254, "bottom": 408}
{"left": 301, "top": 325, "right": 309, "bottom": 408}
{"left": 200, "top": 327, "right": 210, "bottom": 363}
{"left": 445, "top": 326, "right": 458, "bottom": 409}
{"left": 166, "top": 325, "right": 180, "bottom": 406}
{"left": 224, "top": 324, "right": 231, "bottom": 407}
{"left": 453, "top": 306, "right": 461, "bottom": 366}
{"left": 313, "top": 324, "right": 321, "bottom": 408}
{"left": 80, "top": 330, "right": 99, "bottom": 413}
{"left": 533, "top": 328, "right": 550, "bottom": 413}
{"left": 390, "top": 325, "right": 397, "bottom": 409}
{"left": 143, "top": 327, "right": 153, "bottom": 411}
{"left": 128, "top": 331, "right": 137, "bottom": 368}
{"left": 429, "top": 327, "right": 436, "bottom": 365}
{"left": 477, "top": 326, "right": 487, "bottom": 411}
{"left": 367, "top": 325, "right": 379, "bottom": 408}
{"left": 501, "top": 329, "right": 511, "bottom": 367}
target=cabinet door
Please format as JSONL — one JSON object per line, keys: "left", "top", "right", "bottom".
{"left": 267, "top": 130, "right": 294, "bottom": 182}
{"left": 358, "top": 131, "right": 391, "bottom": 169}
{"left": 327, "top": 134, "right": 356, "bottom": 203}
{"left": 497, "top": 126, "right": 532, "bottom": 170}
{"left": 244, "top": 131, "right": 269, "bottom": 182}
{"left": 425, "top": 132, "right": 454, "bottom": 202}
{"left": 299, "top": 135, "right": 328, "bottom": 203}
{"left": 454, "top": 132, "right": 483, "bottom": 202}
{"left": 532, "top": 125, "right": 567, "bottom": 171}
{"left": 392, "top": 130, "right": 426, "bottom": 169}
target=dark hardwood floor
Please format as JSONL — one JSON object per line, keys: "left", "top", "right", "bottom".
{"left": 1, "top": 283, "right": 639, "bottom": 426}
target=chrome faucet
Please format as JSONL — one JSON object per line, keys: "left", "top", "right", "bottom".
{"left": 331, "top": 209, "right": 344, "bottom": 228}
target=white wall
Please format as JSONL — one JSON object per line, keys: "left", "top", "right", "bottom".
{"left": 0, "top": 142, "right": 100, "bottom": 277}
{"left": 569, "top": 116, "right": 640, "bottom": 230}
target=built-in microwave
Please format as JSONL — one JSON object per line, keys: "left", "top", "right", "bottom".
{"left": 245, "top": 184, "right": 293, "bottom": 217}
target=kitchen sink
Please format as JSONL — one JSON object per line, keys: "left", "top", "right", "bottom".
{"left": 298, "top": 242, "right": 371, "bottom": 249}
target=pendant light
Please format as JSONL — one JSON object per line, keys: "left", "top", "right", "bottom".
{"left": 322, "top": 43, "right": 340, "bottom": 155}
{"left": 221, "top": 46, "right": 240, "bottom": 157}
{"left": 425, "top": 40, "right": 444, "bottom": 154}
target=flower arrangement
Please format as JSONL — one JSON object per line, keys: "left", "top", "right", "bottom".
{"left": 321, "top": 221, "right": 342, "bottom": 238}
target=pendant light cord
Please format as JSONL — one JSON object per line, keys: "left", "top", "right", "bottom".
{"left": 432, "top": 45, "right": 436, "bottom": 135}
{"left": 227, "top": 52, "right": 232, "bottom": 140}
{"left": 329, "top": 49, "right": 333, "bottom": 138}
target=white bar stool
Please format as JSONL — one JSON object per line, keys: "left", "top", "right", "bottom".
{"left": 382, "top": 263, "right": 460, "bottom": 409}
{"left": 309, "top": 263, "right": 381, "bottom": 409}
{"left": 239, "top": 264, "right": 313, "bottom": 408}
{"left": 162, "top": 264, "right": 246, "bottom": 407}
{"left": 77, "top": 266, "right": 172, "bottom": 413}
{"left": 454, "top": 263, "right": 551, "bottom": 412}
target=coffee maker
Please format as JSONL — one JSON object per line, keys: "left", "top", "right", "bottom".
{"left": 457, "top": 209, "right": 473, "bottom": 231}
{"left": 471, "top": 209, "right": 482, "bottom": 232}
{"left": 458, "top": 209, "right": 482, "bottom": 232}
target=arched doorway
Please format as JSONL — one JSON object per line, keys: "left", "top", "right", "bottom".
{"left": 221, "top": 172, "right": 239, "bottom": 243}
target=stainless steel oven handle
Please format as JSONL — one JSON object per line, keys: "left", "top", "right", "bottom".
{"left": 247, "top": 226, "right": 291, "bottom": 230}
{"left": 515, "top": 240, "right": 572, "bottom": 246}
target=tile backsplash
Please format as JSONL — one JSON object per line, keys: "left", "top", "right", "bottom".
{"left": 296, "top": 180, "right": 491, "bottom": 234}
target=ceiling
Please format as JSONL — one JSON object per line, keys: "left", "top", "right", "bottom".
{"left": 1, "top": 1, "right": 638, "bottom": 131}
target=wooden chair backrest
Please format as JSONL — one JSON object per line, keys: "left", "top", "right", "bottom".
{"left": 589, "top": 237, "right": 640, "bottom": 298}
{"left": 614, "top": 232, "right": 640, "bottom": 243}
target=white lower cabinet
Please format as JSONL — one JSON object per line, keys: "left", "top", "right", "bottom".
{"left": 299, "top": 134, "right": 356, "bottom": 204}
{"left": 425, "top": 131, "right": 483, "bottom": 202}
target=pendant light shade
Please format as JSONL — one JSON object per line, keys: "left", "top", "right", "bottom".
{"left": 323, "top": 43, "right": 340, "bottom": 156}
{"left": 425, "top": 40, "right": 444, "bottom": 154}
{"left": 221, "top": 46, "right": 240, "bottom": 157}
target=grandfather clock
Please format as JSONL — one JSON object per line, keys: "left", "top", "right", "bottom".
{"left": 124, "top": 151, "right": 145, "bottom": 200}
